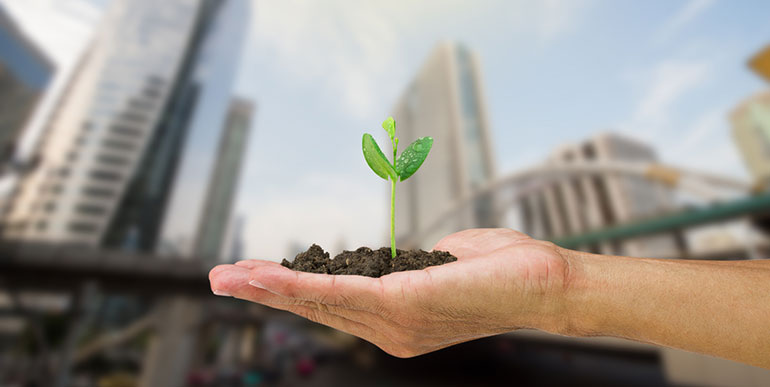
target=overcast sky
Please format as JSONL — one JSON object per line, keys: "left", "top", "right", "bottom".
{"left": 3, "top": 0, "right": 770, "bottom": 260}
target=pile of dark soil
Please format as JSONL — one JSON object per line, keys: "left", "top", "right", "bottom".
{"left": 281, "top": 244, "right": 457, "bottom": 278}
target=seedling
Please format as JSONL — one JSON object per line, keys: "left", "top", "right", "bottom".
{"left": 362, "top": 117, "right": 433, "bottom": 258}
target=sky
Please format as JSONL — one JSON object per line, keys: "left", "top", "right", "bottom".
{"left": 3, "top": 0, "right": 770, "bottom": 260}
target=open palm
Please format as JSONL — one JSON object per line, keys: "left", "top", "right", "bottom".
{"left": 209, "top": 229, "right": 570, "bottom": 357}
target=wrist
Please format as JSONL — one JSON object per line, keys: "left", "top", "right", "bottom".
{"left": 515, "top": 243, "right": 592, "bottom": 337}
{"left": 547, "top": 247, "right": 604, "bottom": 338}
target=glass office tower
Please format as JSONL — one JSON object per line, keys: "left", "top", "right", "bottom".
{"left": 103, "top": 0, "right": 250, "bottom": 255}
{"left": 390, "top": 42, "right": 497, "bottom": 249}
{"left": 1, "top": 0, "right": 250, "bottom": 257}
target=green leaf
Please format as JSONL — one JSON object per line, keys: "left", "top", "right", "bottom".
{"left": 395, "top": 136, "right": 433, "bottom": 181}
{"left": 362, "top": 133, "right": 396, "bottom": 180}
{"left": 382, "top": 117, "right": 395, "bottom": 140}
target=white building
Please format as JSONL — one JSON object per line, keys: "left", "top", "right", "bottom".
{"left": 520, "top": 133, "right": 683, "bottom": 258}
{"left": 391, "top": 42, "right": 497, "bottom": 249}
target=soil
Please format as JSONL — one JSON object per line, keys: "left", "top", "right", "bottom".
{"left": 281, "top": 244, "right": 458, "bottom": 278}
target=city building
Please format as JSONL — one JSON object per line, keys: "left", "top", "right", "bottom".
{"left": 0, "top": 4, "right": 55, "bottom": 165}
{"left": 223, "top": 214, "right": 246, "bottom": 263}
{"left": 104, "top": 0, "right": 250, "bottom": 255}
{"left": 0, "top": 0, "right": 249, "bottom": 252}
{"left": 731, "top": 91, "right": 770, "bottom": 186}
{"left": 519, "top": 133, "right": 684, "bottom": 257}
{"left": 391, "top": 41, "right": 497, "bottom": 249}
{"left": 191, "top": 98, "right": 253, "bottom": 263}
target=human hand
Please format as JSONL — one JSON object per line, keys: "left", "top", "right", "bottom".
{"left": 209, "top": 228, "right": 573, "bottom": 357}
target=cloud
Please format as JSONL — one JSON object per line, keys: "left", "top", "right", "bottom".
{"left": 250, "top": 1, "right": 412, "bottom": 118}
{"left": 249, "top": 0, "right": 594, "bottom": 119}
{"left": 536, "top": 0, "right": 594, "bottom": 42}
{"left": 654, "top": 0, "right": 716, "bottom": 43}
{"left": 623, "top": 59, "right": 712, "bottom": 140}
{"left": 679, "top": 108, "right": 723, "bottom": 150}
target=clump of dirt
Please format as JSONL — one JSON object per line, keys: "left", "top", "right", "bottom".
{"left": 281, "top": 244, "right": 457, "bottom": 278}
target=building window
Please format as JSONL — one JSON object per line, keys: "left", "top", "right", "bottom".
{"left": 129, "top": 98, "right": 154, "bottom": 111}
{"left": 143, "top": 87, "right": 161, "bottom": 99}
{"left": 90, "top": 170, "right": 122, "bottom": 182}
{"left": 102, "top": 138, "right": 136, "bottom": 151}
{"left": 120, "top": 111, "right": 148, "bottom": 124}
{"left": 96, "top": 154, "right": 129, "bottom": 166}
{"left": 83, "top": 186, "right": 116, "bottom": 198}
{"left": 76, "top": 204, "right": 107, "bottom": 216}
{"left": 110, "top": 125, "right": 142, "bottom": 137}
{"left": 68, "top": 221, "right": 98, "bottom": 234}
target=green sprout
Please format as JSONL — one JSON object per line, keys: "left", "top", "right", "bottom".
{"left": 362, "top": 117, "right": 433, "bottom": 258}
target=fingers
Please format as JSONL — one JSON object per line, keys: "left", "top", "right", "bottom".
{"left": 247, "top": 264, "right": 386, "bottom": 310}
{"left": 234, "top": 259, "right": 282, "bottom": 270}
{"left": 209, "top": 264, "right": 287, "bottom": 304}
{"left": 210, "top": 265, "right": 390, "bottom": 347}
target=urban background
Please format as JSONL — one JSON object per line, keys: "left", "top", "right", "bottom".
{"left": 1, "top": 0, "right": 770, "bottom": 386}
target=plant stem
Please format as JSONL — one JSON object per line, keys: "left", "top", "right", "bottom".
{"left": 390, "top": 134, "right": 398, "bottom": 259}
{"left": 390, "top": 177, "right": 396, "bottom": 258}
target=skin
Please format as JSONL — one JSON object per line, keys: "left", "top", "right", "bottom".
{"left": 209, "top": 228, "right": 770, "bottom": 368}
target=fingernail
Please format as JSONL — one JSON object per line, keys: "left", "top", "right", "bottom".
{"left": 213, "top": 290, "right": 231, "bottom": 297}
{"left": 249, "top": 279, "right": 266, "bottom": 290}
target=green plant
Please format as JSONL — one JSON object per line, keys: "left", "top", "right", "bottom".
{"left": 363, "top": 117, "right": 433, "bottom": 258}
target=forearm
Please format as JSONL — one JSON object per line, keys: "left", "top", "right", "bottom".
{"left": 558, "top": 249, "right": 770, "bottom": 368}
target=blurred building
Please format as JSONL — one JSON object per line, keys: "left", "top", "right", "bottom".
{"left": 223, "top": 214, "right": 246, "bottom": 263}
{"left": 392, "top": 42, "right": 497, "bottom": 248}
{"left": 0, "top": 0, "right": 250, "bottom": 254}
{"left": 520, "top": 133, "right": 683, "bottom": 257}
{"left": 0, "top": 4, "right": 55, "bottom": 166}
{"left": 192, "top": 98, "right": 253, "bottom": 263}
{"left": 731, "top": 91, "right": 770, "bottom": 186}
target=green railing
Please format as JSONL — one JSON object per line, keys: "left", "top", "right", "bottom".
{"left": 551, "top": 193, "right": 770, "bottom": 249}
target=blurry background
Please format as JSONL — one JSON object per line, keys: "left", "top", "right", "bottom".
{"left": 1, "top": 0, "right": 770, "bottom": 385}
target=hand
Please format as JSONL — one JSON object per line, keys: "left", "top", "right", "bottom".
{"left": 208, "top": 229, "right": 573, "bottom": 357}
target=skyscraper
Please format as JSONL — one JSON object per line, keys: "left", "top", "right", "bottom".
{"left": 191, "top": 98, "right": 253, "bottom": 263}
{"left": 391, "top": 42, "right": 497, "bottom": 248}
{"left": 0, "top": 0, "right": 249, "bottom": 252}
{"left": 519, "top": 133, "right": 683, "bottom": 257}
{"left": 103, "top": 0, "right": 249, "bottom": 254}
{"left": 0, "top": 4, "right": 55, "bottom": 165}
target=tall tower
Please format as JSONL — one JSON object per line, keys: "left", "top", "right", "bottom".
{"left": 103, "top": 0, "right": 249, "bottom": 254}
{"left": 391, "top": 42, "right": 497, "bottom": 248}
{"left": 0, "top": 0, "right": 248, "bottom": 251}
{"left": 191, "top": 97, "right": 253, "bottom": 263}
